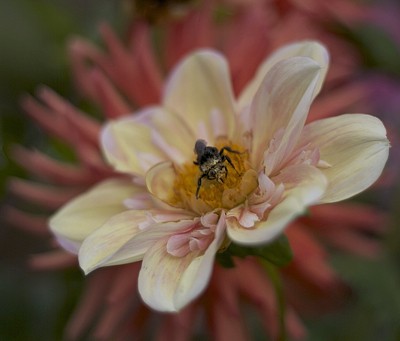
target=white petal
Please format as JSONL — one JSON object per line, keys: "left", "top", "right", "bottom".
{"left": 49, "top": 179, "right": 144, "bottom": 253}
{"left": 249, "top": 56, "right": 323, "bottom": 171}
{"left": 238, "top": 41, "right": 329, "bottom": 109}
{"left": 101, "top": 107, "right": 194, "bottom": 176}
{"left": 150, "top": 109, "right": 196, "bottom": 164}
{"left": 227, "top": 165, "right": 327, "bottom": 245}
{"left": 138, "top": 214, "right": 226, "bottom": 312}
{"left": 79, "top": 212, "right": 195, "bottom": 274}
{"left": 101, "top": 108, "right": 164, "bottom": 175}
{"left": 164, "top": 50, "right": 236, "bottom": 142}
{"left": 146, "top": 161, "right": 177, "bottom": 205}
{"left": 298, "top": 114, "right": 390, "bottom": 203}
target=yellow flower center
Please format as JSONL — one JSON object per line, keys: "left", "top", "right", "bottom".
{"left": 169, "top": 139, "right": 258, "bottom": 212}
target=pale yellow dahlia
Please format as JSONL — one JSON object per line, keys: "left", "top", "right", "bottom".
{"left": 50, "top": 41, "right": 389, "bottom": 312}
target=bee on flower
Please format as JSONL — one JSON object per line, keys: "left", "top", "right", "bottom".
{"left": 49, "top": 41, "right": 389, "bottom": 312}
{"left": 193, "top": 139, "right": 244, "bottom": 199}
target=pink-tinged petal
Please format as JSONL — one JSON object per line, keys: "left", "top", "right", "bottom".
{"left": 138, "top": 215, "right": 226, "bottom": 312}
{"left": 63, "top": 267, "right": 115, "bottom": 341}
{"left": 21, "top": 94, "right": 77, "bottom": 146}
{"left": 10, "top": 145, "right": 93, "bottom": 186}
{"left": 101, "top": 107, "right": 194, "bottom": 176}
{"left": 226, "top": 172, "right": 284, "bottom": 228}
{"left": 238, "top": 41, "right": 329, "bottom": 109}
{"left": 36, "top": 86, "right": 100, "bottom": 145}
{"left": 164, "top": 50, "right": 236, "bottom": 142}
{"left": 2, "top": 205, "right": 49, "bottom": 237}
{"left": 28, "top": 250, "right": 77, "bottom": 270}
{"left": 98, "top": 23, "right": 161, "bottom": 106}
{"left": 208, "top": 294, "right": 249, "bottom": 341}
{"left": 227, "top": 165, "right": 327, "bottom": 245}
{"left": 71, "top": 264, "right": 141, "bottom": 341}
{"left": 164, "top": 3, "right": 213, "bottom": 69}
{"left": 88, "top": 68, "right": 132, "bottom": 119}
{"left": 68, "top": 37, "right": 104, "bottom": 101}
{"left": 156, "top": 304, "right": 198, "bottom": 341}
{"left": 285, "top": 225, "right": 340, "bottom": 293}
{"left": 248, "top": 57, "right": 323, "bottom": 172}
{"left": 127, "top": 22, "right": 163, "bottom": 104}
{"left": 307, "top": 81, "right": 369, "bottom": 122}
{"left": 298, "top": 114, "right": 389, "bottom": 203}
{"left": 79, "top": 211, "right": 195, "bottom": 274}
{"left": 49, "top": 179, "right": 144, "bottom": 252}
{"left": 7, "top": 178, "right": 81, "bottom": 209}
{"left": 55, "top": 237, "right": 82, "bottom": 255}
{"left": 222, "top": 4, "right": 270, "bottom": 95}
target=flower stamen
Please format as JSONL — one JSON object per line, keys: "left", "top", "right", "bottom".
{"left": 170, "top": 139, "right": 257, "bottom": 211}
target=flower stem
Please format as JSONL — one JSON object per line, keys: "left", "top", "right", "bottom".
{"left": 260, "top": 260, "right": 287, "bottom": 341}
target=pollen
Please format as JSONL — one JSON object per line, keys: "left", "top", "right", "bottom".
{"left": 170, "top": 140, "right": 258, "bottom": 212}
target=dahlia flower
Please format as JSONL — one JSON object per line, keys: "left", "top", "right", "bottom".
{"left": 49, "top": 41, "right": 389, "bottom": 312}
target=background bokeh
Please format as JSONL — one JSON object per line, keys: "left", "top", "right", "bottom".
{"left": 0, "top": 1, "right": 123, "bottom": 339}
{"left": 1, "top": 0, "right": 400, "bottom": 340}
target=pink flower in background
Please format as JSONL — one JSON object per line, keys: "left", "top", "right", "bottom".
{"left": 3, "top": 1, "right": 392, "bottom": 340}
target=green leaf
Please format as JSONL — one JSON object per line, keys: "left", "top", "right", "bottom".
{"left": 215, "top": 250, "right": 235, "bottom": 268}
{"left": 331, "top": 22, "right": 400, "bottom": 76}
{"left": 218, "top": 234, "right": 293, "bottom": 268}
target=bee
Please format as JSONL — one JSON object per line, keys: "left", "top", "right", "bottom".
{"left": 193, "top": 139, "right": 241, "bottom": 199}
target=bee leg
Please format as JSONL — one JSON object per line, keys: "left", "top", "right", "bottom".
{"left": 220, "top": 146, "right": 242, "bottom": 155}
{"left": 196, "top": 174, "right": 207, "bottom": 199}
{"left": 224, "top": 155, "right": 240, "bottom": 175}
{"left": 217, "top": 168, "right": 226, "bottom": 184}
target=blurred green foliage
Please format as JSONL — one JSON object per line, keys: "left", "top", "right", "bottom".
{"left": 306, "top": 255, "right": 400, "bottom": 341}
{"left": 0, "top": 0, "right": 124, "bottom": 195}
{"left": 217, "top": 235, "right": 293, "bottom": 268}
{"left": 0, "top": 1, "right": 123, "bottom": 340}
{"left": 334, "top": 22, "right": 400, "bottom": 77}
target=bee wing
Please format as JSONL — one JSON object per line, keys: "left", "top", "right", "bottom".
{"left": 194, "top": 139, "right": 207, "bottom": 155}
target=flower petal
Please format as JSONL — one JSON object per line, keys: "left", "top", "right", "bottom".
{"left": 101, "top": 108, "right": 164, "bottom": 175}
{"left": 238, "top": 41, "right": 329, "bottom": 109}
{"left": 227, "top": 165, "right": 327, "bottom": 245}
{"left": 249, "top": 56, "right": 323, "bottom": 171}
{"left": 101, "top": 107, "right": 194, "bottom": 176}
{"left": 298, "top": 114, "right": 390, "bottom": 203}
{"left": 79, "top": 211, "right": 196, "bottom": 274}
{"left": 138, "top": 214, "right": 226, "bottom": 312}
{"left": 146, "top": 161, "right": 177, "bottom": 204}
{"left": 49, "top": 179, "right": 144, "bottom": 253}
{"left": 164, "top": 50, "right": 236, "bottom": 142}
